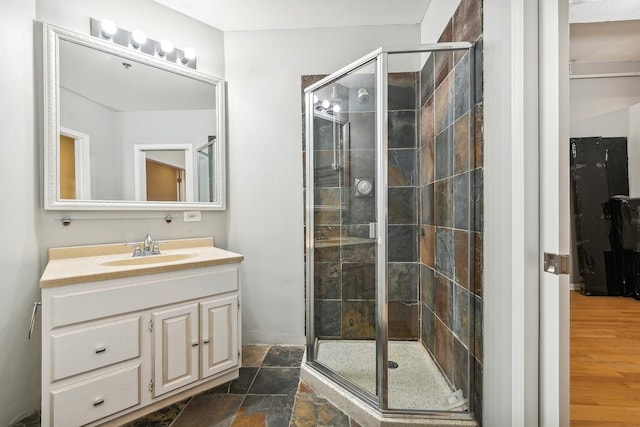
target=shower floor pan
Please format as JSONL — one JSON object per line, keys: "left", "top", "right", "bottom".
{"left": 315, "top": 340, "right": 462, "bottom": 411}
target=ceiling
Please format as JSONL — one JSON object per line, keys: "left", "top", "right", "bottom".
{"left": 151, "top": 0, "right": 433, "bottom": 32}
{"left": 570, "top": 20, "right": 640, "bottom": 64}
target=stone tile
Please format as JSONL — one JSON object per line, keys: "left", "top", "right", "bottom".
{"left": 388, "top": 225, "right": 417, "bottom": 263}
{"left": 453, "top": 0, "right": 482, "bottom": 45}
{"left": 342, "top": 300, "right": 376, "bottom": 339}
{"left": 388, "top": 149, "right": 416, "bottom": 187}
{"left": 474, "top": 103, "right": 484, "bottom": 168}
{"left": 435, "top": 21, "right": 454, "bottom": 89}
{"left": 420, "top": 98, "right": 435, "bottom": 185}
{"left": 472, "top": 357, "right": 483, "bottom": 425}
{"left": 435, "top": 316, "right": 454, "bottom": 382}
{"left": 314, "top": 262, "right": 341, "bottom": 299}
{"left": 473, "top": 295, "right": 483, "bottom": 361}
{"left": 314, "top": 300, "right": 341, "bottom": 338}
{"left": 172, "top": 394, "right": 244, "bottom": 427}
{"left": 348, "top": 149, "right": 375, "bottom": 183}
{"left": 8, "top": 411, "right": 40, "bottom": 427}
{"left": 434, "top": 74, "right": 454, "bottom": 138}
{"left": 230, "top": 368, "right": 260, "bottom": 394}
{"left": 421, "top": 304, "right": 435, "bottom": 353}
{"left": 351, "top": 419, "right": 363, "bottom": 427}
{"left": 472, "top": 232, "right": 483, "bottom": 296}
{"left": 453, "top": 337, "right": 470, "bottom": 400}
{"left": 435, "top": 126, "right": 453, "bottom": 181}
{"left": 421, "top": 183, "right": 434, "bottom": 226}
{"left": 314, "top": 187, "right": 340, "bottom": 207}
{"left": 388, "top": 263, "right": 418, "bottom": 301}
{"left": 124, "top": 399, "right": 190, "bottom": 427}
{"left": 435, "top": 227, "right": 454, "bottom": 279}
{"left": 232, "top": 394, "right": 295, "bottom": 427}
{"left": 341, "top": 242, "right": 375, "bottom": 263}
{"left": 454, "top": 172, "right": 470, "bottom": 230}
{"left": 474, "top": 37, "right": 484, "bottom": 105}
{"left": 454, "top": 53, "right": 471, "bottom": 120}
{"left": 342, "top": 263, "right": 375, "bottom": 300}
{"left": 453, "top": 285, "right": 471, "bottom": 347}
{"left": 434, "top": 178, "right": 453, "bottom": 228}
{"left": 248, "top": 368, "right": 301, "bottom": 395}
{"left": 420, "top": 225, "right": 435, "bottom": 268}
{"left": 389, "top": 301, "right": 420, "bottom": 339}
{"left": 453, "top": 113, "right": 470, "bottom": 175}
{"left": 289, "top": 386, "right": 350, "bottom": 427}
{"left": 388, "top": 110, "right": 417, "bottom": 149}
{"left": 388, "top": 187, "right": 416, "bottom": 225}
{"left": 434, "top": 272, "right": 453, "bottom": 328}
{"left": 454, "top": 229, "right": 470, "bottom": 290}
{"left": 262, "top": 346, "right": 305, "bottom": 367}
{"left": 314, "top": 117, "right": 339, "bottom": 151}
{"left": 314, "top": 209, "right": 341, "bottom": 226}
{"left": 343, "top": 195, "right": 375, "bottom": 225}
{"left": 388, "top": 72, "right": 417, "bottom": 111}
{"left": 242, "top": 346, "right": 270, "bottom": 368}
{"left": 421, "top": 54, "right": 435, "bottom": 106}
{"left": 314, "top": 245, "right": 340, "bottom": 263}
{"left": 349, "top": 112, "right": 375, "bottom": 150}
{"left": 420, "top": 265, "right": 435, "bottom": 309}
{"left": 472, "top": 168, "right": 483, "bottom": 232}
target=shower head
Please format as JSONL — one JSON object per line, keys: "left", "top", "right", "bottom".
{"left": 357, "top": 88, "right": 369, "bottom": 104}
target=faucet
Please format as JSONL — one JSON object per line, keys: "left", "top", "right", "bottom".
{"left": 126, "top": 234, "right": 165, "bottom": 257}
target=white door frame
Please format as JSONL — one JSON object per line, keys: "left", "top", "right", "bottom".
{"left": 483, "top": 0, "right": 569, "bottom": 425}
{"left": 133, "top": 144, "right": 194, "bottom": 202}
{"left": 59, "top": 126, "right": 91, "bottom": 200}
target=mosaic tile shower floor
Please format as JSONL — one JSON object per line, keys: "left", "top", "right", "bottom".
{"left": 10, "top": 345, "right": 360, "bottom": 427}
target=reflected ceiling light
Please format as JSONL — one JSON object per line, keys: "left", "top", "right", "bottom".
{"left": 131, "top": 30, "right": 147, "bottom": 48}
{"left": 159, "top": 40, "right": 174, "bottom": 57}
{"left": 181, "top": 47, "right": 196, "bottom": 64}
{"left": 313, "top": 95, "right": 319, "bottom": 104}
{"left": 100, "top": 19, "right": 117, "bottom": 39}
{"left": 322, "top": 100, "right": 331, "bottom": 109}
{"left": 332, "top": 104, "right": 341, "bottom": 113}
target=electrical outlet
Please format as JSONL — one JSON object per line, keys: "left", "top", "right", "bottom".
{"left": 183, "top": 211, "right": 201, "bottom": 222}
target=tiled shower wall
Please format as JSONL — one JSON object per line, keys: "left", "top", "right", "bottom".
{"left": 418, "top": 0, "right": 483, "bottom": 420}
{"left": 303, "top": 73, "right": 421, "bottom": 341}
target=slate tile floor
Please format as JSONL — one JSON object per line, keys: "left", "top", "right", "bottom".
{"left": 12, "top": 345, "right": 360, "bottom": 427}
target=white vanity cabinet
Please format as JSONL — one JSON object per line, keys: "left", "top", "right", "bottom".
{"left": 41, "top": 259, "right": 242, "bottom": 427}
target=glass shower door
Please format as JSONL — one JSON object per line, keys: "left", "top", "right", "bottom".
{"left": 306, "top": 59, "right": 380, "bottom": 401}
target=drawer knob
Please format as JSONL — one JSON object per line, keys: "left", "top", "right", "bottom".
{"left": 93, "top": 398, "right": 104, "bottom": 407}
{"left": 95, "top": 346, "right": 106, "bottom": 354}
{"left": 203, "top": 338, "right": 210, "bottom": 344}
{"left": 192, "top": 342, "right": 199, "bottom": 347}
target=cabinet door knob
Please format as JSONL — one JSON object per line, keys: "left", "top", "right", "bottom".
{"left": 192, "top": 342, "right": 199, "bottom": 347}
{"left": 203, "top": 338, "right": 210, "bottom": 344}
{"left": 93, "top": 398, "right": 104, "bottom": 407}
{"left": 95, "top": 346, "right": 106, "bottom": 354}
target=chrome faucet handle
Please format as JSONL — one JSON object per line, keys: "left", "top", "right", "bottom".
{"left": 125, "top": 242, "right": 142, "bottom": 257}
{"left": 151, "top": 240, "right": 167, "bottom": 255}
{"left": 143, "top": 234, "right": 153, "bottom": 252}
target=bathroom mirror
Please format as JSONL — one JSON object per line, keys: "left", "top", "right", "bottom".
{"left": 42, "top": 23, "right": 225, "bottom": 210}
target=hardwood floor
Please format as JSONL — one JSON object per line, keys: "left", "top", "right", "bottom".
{"left": 571, "top": 291, "right": 640, "bottom": 426}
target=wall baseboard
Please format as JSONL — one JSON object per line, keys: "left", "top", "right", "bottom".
{"left": 570, "top": 282, "right": 582, "bottom": 291}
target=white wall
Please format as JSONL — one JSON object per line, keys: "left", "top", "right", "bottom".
{"left": 570, "top": 76, "right": 640, "bottom": 138}
{"left": 60, "top": 88, "right": 120, "bottom": 200}
{"left": 0, "top": 1, "right": 40, "bottom": 424}
{"left": 115, "top": 109, "right": 216, "bottom": 200}
{"left": 225, "top": 24, "right": 419, "bottom": 344}
{"left": 420, "top": 0, "right": 462, "bottom": 43}
{"left": 629, "top": 103, "right": 640, "bottom": 196}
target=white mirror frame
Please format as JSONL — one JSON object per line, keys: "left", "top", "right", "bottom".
{"left": 42, "top": 22, "right": 226, "bottom": 210}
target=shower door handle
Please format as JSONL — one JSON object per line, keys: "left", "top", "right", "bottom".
{"left": 369, "top": 222, "right": 377, "bottom": 239}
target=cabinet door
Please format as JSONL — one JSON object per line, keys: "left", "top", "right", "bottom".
{"left": 152, "top": 303, "right": 199, "bottom": 397}
{"left": 200, "top": 295, "right": 238, "bottom": 379}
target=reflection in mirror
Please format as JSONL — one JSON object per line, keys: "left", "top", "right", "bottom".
{"left": 43, "top": 23, "right": 225, "bottom": 210}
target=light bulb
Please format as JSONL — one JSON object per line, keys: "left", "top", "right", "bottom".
{"left": 322, "top": 100, "right": 331, "bottom": 109}
{"left": 333, "top": 104, "right": 341, "bottom": 113}
{"left": 100, "top": 19, "right": 117, "bottom": 38}
{"left": 131, "top": 30, "right": 147, "bottom": 48}
{"left": 313, "top": 95, "right": 319, "bottom": 104}
{"left": 159, "top": 39, "right": 174, "bottom": 56}
{"left": 184, "top": 47, "right": 196, "bottom": 60}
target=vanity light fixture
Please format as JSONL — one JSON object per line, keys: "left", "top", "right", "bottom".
{"left": 89, "top": 18, "right": 197, "bottom": 69}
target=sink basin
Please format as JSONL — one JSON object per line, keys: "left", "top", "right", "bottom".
{"left": 101, "top": 253, "right": 196, "bottom": 267}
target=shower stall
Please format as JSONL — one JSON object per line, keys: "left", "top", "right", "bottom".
{"left": 303, "top": 43, "right": 481, "bottom": 424}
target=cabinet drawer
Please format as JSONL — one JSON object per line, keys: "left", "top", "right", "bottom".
{"left": 50, "top": 363, "right": 140, "bottom": 427}
{"left": 51, "top": 317, "right": 140, "bottom": 381}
